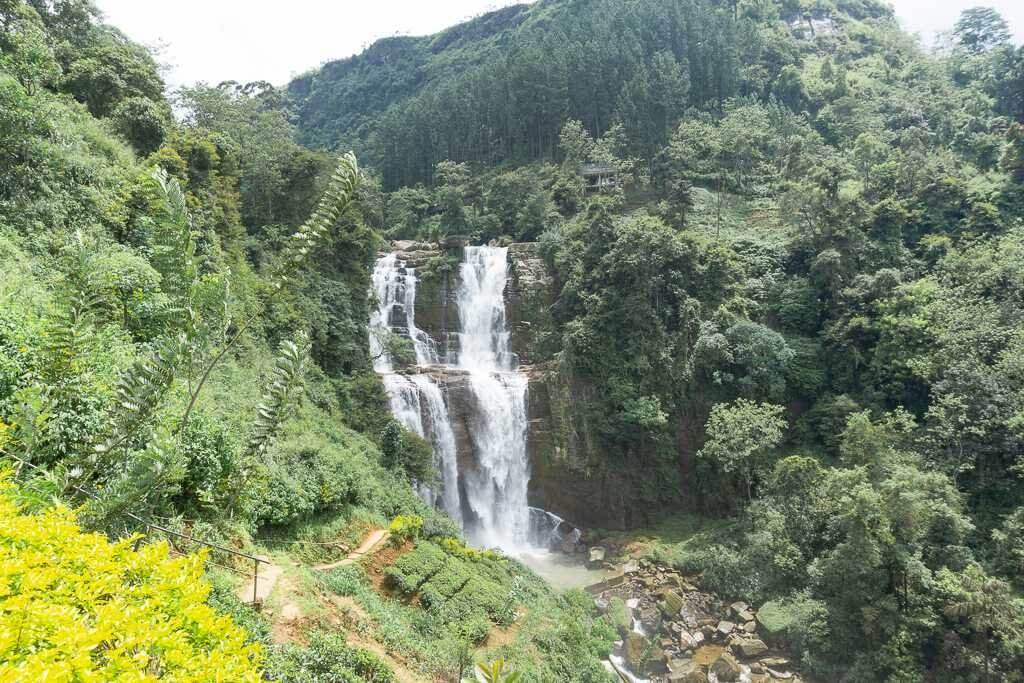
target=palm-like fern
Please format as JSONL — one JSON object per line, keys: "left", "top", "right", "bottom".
{"left": 477, "top": 659, "right": 521, "bottom": 683}
{"left": 177, "top": 153, "right": 361, "bottom": 431}
{"left": 93, "top": 334, "right": 187, "bottom": 458}
{"left": 246, "top": 335, "right": 309, "bottom": 458}
{"left": 272, "top": 152, "right": 361, "bottom": 291}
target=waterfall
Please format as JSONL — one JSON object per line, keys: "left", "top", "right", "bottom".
{"left": 409, "top": 374, "right": 460, "bottom": 521}
{"left": 454, "top": 247, "right": 531, "bottom": 550}
{"left": 368, "top": 246, "right": 548, "bottom": 554}
{"left": 369, "top": 254, "right": 437, "bottom": 372}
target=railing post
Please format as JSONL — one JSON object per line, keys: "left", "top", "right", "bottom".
{"left": 133, "top": 525, "right": 147, "bottom": 552}
{"left": 253, "top": 559, "right": 259, "bottom": 607}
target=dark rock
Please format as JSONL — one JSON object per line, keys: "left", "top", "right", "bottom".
{"left": 710, "top": 653, "right": 742, "bottom": 682}
{"left": 734, "top": 638, "right": 769, "bottom": 658}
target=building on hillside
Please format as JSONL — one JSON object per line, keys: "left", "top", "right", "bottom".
{"left": 580, "top": 163, "right": 620, "bottom": 193}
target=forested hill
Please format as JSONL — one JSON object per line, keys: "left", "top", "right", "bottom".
{"left": 288, "top": 0, "right": 908, "bottom": 188}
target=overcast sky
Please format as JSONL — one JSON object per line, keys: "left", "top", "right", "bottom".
{"left": 94, "top": 0, "right": 1024, "bottom": 90}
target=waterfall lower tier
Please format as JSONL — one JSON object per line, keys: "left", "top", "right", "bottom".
{"left": 383, "top": 373, "right": 460, "bottom": 521}
{"left": 460, "top": 371, "right": 529, "bottom": 550}
{"left": 369, "top": 246, "right": 564, "bottom": 554}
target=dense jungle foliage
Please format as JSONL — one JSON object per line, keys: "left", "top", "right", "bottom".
{"left": 0, "top": 0, "right": 612, "bottom": 679}
{"left": 3, "top": 0, "right": 1024, "bottom": 680}
{"left": 291, "top": 0, "right": 1024, "bottom": 680}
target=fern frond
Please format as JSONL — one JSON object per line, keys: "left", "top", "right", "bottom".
{"left": 94, "top": 334, "right": 187, "bottom": 458}
{"left": 273, "top": 153, "right": 361, "bottom": 290}
{"left": 41, "top": 291, "right": 101, "bottom": 379}
{"left": 149, "top": 169, "right": 198, "bottom": 319}
{"left": 246, "top": 334, "right": 309, "bottom": 458}
{"left": 83, "top": 426, "right": 186, "bottom": 531}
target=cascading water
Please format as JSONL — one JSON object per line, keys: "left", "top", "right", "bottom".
{"left": 369, "top": 246, "right": 570, "bottom": 555}
{"left": 369, "top": 254, "right": 437, "bottom": 372}
{"left": 369, "top": 256, "right": 457, "bottom": 515}
{"left": 454, "top": 247, "right": 531, "bottom": 550}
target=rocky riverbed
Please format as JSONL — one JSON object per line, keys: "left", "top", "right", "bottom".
{"left": 588, "top": 559, "right": 805, "bottom": 683}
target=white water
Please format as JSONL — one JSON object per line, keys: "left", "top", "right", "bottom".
{"left": 370, "top": 256, "right": 457, "bottom": 514}
{"left": 454, "top": 247, "right": 532, "bottom": 550}
{"left": 409, "top": 374, "right": 460, "bottom": 521}
{"left": 369, "top": 254, "right": 437, "bottom": 372}
{"left": 370, "top": 247, "right": 570, "bottom": 555}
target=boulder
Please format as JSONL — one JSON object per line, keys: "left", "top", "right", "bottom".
{"left": 679, "top": 631, "right": 698, "bottom": 651}
{"left": 761, "top": 656, "right": 790, "bottom": 668}
{"left": 588, "top": 546, "right": 607, "bottom": 567}
{"left": 734, "top": 638, "right": 769, "bottom": 659}
{"left": 667, "top": 662, "right": 708, "bottom": 683}
{"left": 639, "top": 607, "right": 661, "bottom": 635}
{"left": 624, "top": 632, "right": 650, "bottom": 671}
{"left": 623, "top": 559, "right": 640, "bottom": 574}
{"left": 716, "top": 620, "right": 736, "bottom": 638}
{"left": 661, "top": 590, "right": 684, "bottom": 617}
{"left": 743, "top": 620, "right": 758, "bottom": 633}
{"left": 710, "top": 653, "right": 742, "bottom": 682}
{"left": 607, "top": 597, "right": 631, "bottom": 637}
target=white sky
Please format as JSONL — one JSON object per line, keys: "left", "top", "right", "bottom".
{"left": 93, "top": 0, "right": 1024, "bottom": 90}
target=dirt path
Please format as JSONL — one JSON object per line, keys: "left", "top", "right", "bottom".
{"left": 314, "top": 529, "right": 390, "bottom": 571}
{"left": 237, "top": 559, "right": 283, "bottom": 605}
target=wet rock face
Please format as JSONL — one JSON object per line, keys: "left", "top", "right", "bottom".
{"left": 506, "top": 242, "right": 555, "bottom": 365}
{"left": 391, "top": 241, "right": 461, "bottom": 363}
{"left": 596, "top": 561, "right": 808, "bottom": 683}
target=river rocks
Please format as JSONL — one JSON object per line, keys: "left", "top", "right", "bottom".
{"left": 761, "top": 656, "right": 790, "bottom": 668}
{"left": 734, "top": 638, "right": 769, "bottom": 658}
{"left": 591, "top": 559, "right": 809, "bottom": 682}
{"left": 588, "top": 546, "right": 607, "bottom": 567}
{"left": 710, "top": 653, "right": 742, "bottom": 681}
{"left": 639, "top": 606, "right": 661, "bottom": 635}
{"left": 730, "top": 601, "right": 755, "bottom": 622}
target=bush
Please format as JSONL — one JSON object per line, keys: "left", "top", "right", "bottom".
{"left": 0, "top": 471, "right": 263, "bottom": 681}
{"left": 607, "top": 597, "right": 631, "bottom": 637}
{"left": 756, "top": 592, "right": 830, "bottom": 660}
{"left": 386, "top": 542, "right": 448, "bottom": 594}
{"left": 389, "top": 514, "right": 423, "bottom": 543}
{"left": 266, "top": 631, "right": 396, "bottom": 683}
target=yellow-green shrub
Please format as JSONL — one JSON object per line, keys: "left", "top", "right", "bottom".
{"left": 388, "top": 514, "right": 423, "bottom": 542}
{"left": 0, "top": 472, "right": 263, "bottom": 681}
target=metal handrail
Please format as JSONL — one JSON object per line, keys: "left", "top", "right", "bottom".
{"left": 2, "top": 452, "right": 270, "bottom": 604}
